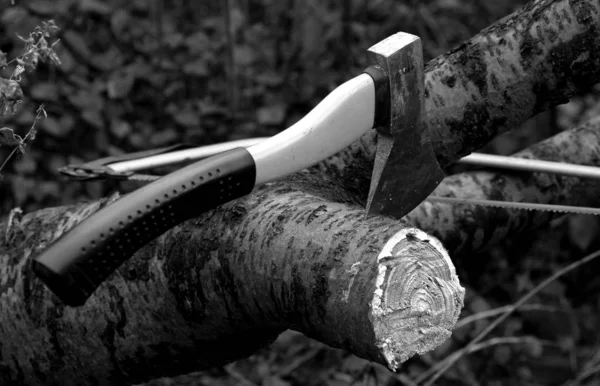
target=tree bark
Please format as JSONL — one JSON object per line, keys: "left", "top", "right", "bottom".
{"left": 407, "top": 116, "right": 600, "bottom": 254}
{"left": 426, "top": 0, "right": 600, "bottom": 165}
{"left": 1, "top": 0, "right": 600, "bottom": 384}
{"left": 327, "top": 0, "right": 600, "bottom": 199}
{"left": 1, "top": 175, "right": 463, "bottom": 386}
{"left": 4, "top": 116, "right": 600, "bottom": 385}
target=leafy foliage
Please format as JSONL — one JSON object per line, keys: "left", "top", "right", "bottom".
{"left": 0, "top": 127, "right": 22, "bottom": 147}
{"left": 11, "top": 19, "right": 61, "bottom": 77}
{"left": 0, "top": 15, "right": 59, "bottom": 182}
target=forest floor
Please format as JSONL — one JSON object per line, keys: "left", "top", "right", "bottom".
{"left": 1, "top": 0, "right": 600, "bottom": 385}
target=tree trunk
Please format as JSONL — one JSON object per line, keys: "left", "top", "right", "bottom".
{"left": 1, "top": 0, "right": 600, "bottom": 384}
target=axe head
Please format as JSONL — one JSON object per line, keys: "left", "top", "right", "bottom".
{"left": 365, "top": 32, "right": 444, "bottom": 219}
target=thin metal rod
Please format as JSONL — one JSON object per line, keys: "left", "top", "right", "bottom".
{"left": 459, "top": 153, "right": 600, "bottom": 179}
{"left": 109, "top": 137, "right": 600, "bottom": 181}
{"left": 108, "top": 138, "right": 268, "bottom": 172}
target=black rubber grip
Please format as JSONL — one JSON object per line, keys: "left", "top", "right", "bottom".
{"left": 32, "top": 147, "right": 256, "bottom": 307}
{"left": 363, "top": 65, "right": 389, "bottom": 128}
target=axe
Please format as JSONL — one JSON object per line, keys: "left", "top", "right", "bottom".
{"left": 32, "top": 32, "right": 444, "bottom": 307}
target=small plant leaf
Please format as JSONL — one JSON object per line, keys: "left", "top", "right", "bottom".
{"left": 30, "top": 82, "right": 60, "bottom": 101}
{"left": 173, "top": 109, "right": 201, "bottom": 127}
{"left": 40, "top": 117, "right": 67, "bottom": 137}
{"left": 0, "top": 127, "right": 23, "bottom": 147}
{"left": 107, "top": 69, "right": 136, "bottom": 99}
{"left": 184, "top": 31, "right": 210, "bottom": 54}
{"left": 257, "top": 104, "right": 286, "bottom": 126}
{"left": 183, "top": 58, "right": 209, "bottom": 77}
{"left": 0, "top": 78, "right": 23, "bottom": 115}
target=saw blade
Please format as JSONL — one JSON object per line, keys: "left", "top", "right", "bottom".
{"left": 123, "top": 172, "right": 600, "bottom": 216}
{"left": 427, "top": 196, "right": 600, "bottom": 216}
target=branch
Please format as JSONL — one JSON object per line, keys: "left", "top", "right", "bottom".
{"left": 4, "top": 114, "right": 600, "bottom": 384}
{"left": 1, "top": 174, "right": 463, "bottom": 385}
{"left": 426, "top": 0, "right": 600, "bottom": 164}
{"left": 407, "top": 116, "right": 600, "bottom": 254}
{"left": 331, "top": 0, "right": 600, "bottom": 190}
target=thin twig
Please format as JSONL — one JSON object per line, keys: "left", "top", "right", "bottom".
{"left": 342, "top": 0, "right": 352, "bottom": 71}
{"left": 223, "top": 0, "right": 238, "bottom": 125}
{"left": 0, "top": 104, "right": 45, "bottom": 175}
{"left": 0, "top": 146, "right": 20, "bottom": 173}
{"left": 224, "top": 364, "right": 258, "bottom": 386}
{"left": 277, "top": 346, "right": 322, "bottom": 376}
{"left": 464, "top": 336, "right": 557, "bottom": 356}
{"left": 418, "top": 249, "right": 600, "bottom": 385}
{"left": 154, "top": 0, "right": 166, "bottom": 111}
{"left": 565, "top": 358, "right": 600, "bottom": 385}
{"left": 454, "top": 304, "right": 565, "bottom": 330}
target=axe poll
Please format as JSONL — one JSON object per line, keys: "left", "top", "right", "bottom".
{"left": 32, "top": 32, "right": 443, "bottom": 307}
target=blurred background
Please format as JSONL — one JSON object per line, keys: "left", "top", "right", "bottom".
{"left": 1, "top": 0, "right": 600, "bottom": 385}
{"left": 0, "top": 0, "right": 537, "bottom": 213}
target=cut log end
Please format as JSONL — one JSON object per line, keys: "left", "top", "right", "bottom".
{"left": 371, "top": 228, "right": 464, "bottom": 370}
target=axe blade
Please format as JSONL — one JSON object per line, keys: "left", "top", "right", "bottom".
{"left": 365, "top": 32, "right": 444, "bottom": 219}
{"left": 366, "top": 133, "right": 444, "bottom": 218}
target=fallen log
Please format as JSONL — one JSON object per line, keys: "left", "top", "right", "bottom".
{"left": 1, "top": 175, "right": 464, "bottom": 385}
{"left": 1, "top": 0, "right": 599, "bottom": 384}
{"left": 4, "top": 117, "right": 600, "bottom": 385}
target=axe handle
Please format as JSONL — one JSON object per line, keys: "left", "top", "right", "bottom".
{"left": 33, "top": 74, "right": 378, "bottom": 307}
{"left": 33, "top": 148, "right": 256, "bottom": 306}
{"left": 249, "top": 74, "right": 375, "bottom": 185}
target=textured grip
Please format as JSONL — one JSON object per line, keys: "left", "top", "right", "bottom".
{"left": 32, "top": 147, "right": 256, "bottom": 307}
